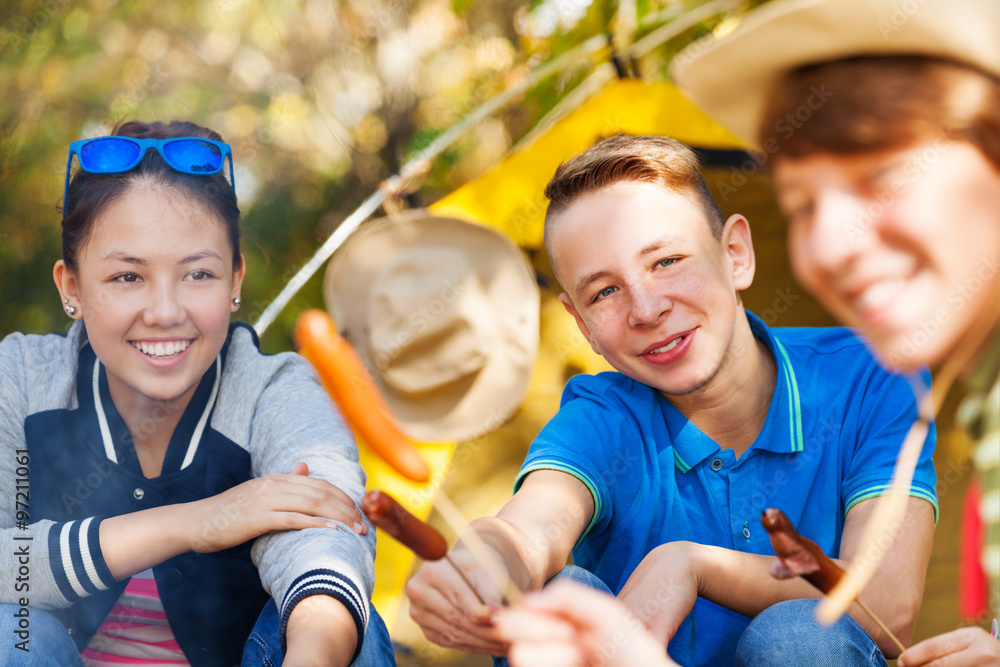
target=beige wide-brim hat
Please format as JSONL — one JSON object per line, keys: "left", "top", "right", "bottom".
{"left": 671, "top": 0, "right": 1000, "bottom": 147}
{"left": 324, "top": 210, "right": 540, "bottom": 442}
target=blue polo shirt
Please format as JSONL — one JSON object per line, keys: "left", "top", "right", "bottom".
{"left": 515, "top": 312, "right": 937, "bottom": 667}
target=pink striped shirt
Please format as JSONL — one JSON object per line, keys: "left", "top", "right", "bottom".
{"left": 81, "top": 569, "right": 189, "bottom": 666}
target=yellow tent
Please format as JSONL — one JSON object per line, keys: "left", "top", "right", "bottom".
{"left": 430, "top": 78, "right": 749, "bottom": 249}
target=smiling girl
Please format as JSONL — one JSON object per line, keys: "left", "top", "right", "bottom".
{"left": 0, "top": 120, "right": 394, "bottom": 666}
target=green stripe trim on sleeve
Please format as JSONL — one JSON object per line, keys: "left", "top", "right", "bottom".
{"left": 515, "top": 461, "right": 603, "bottom": 543}
{"left": 844, "top": 485, "right": 940, "bottom": 523}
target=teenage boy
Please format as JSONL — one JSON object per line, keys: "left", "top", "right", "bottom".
{"left": 406, "top": 134, "right": 938, "bottom": 666}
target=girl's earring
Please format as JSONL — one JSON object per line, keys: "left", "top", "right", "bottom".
{"left": 63, "top": 299, "right": 76, "bottom": 317}
{"left": 232, "top": 297, "right": 241, "bottom": 310}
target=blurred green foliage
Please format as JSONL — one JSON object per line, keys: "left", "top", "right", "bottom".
{"left": 0, "top": 0, "right": 756, "bottom": 351}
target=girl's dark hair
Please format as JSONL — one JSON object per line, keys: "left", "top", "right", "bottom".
{"left": 61, "top": 120, "right": 241, "bottom": 272}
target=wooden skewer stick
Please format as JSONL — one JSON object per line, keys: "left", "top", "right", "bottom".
{"left": 821, "top": 288, "right": 1000, "bottom": 627}
{"left": 817, "top": 401, "right": 930, "bottom": 625}
{"left": 445, "top": 553, "right": 487, "bottom": 606}
{"left": 761, "top": 508, "right": 907, "bottom": 655}
{"left": 854, "top": 599, "right": 906, "bottom": 655}
{"left": 432, "top": 490, "right": 523, "bottom": 605}
{"left": 361, "top": 488, "right": 493, "bottom": 606}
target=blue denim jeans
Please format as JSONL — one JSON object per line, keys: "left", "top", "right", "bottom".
{"left": 493, "top": 567, "right": 887, "bottom": 667}
{"left": 0, "top": 600, "right": 395, "bottom": 666}
{"left": 734, "top": 598, "right": 888, "bottom": 667}
{"left": 0, "top": 604, "right": 84, "bottom": 666}
{"left": 242, "top": 598, "right": 396, "bottom": 666}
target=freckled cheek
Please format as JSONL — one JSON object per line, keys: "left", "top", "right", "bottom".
{"left": 584, "top": 308, "right": 626, "bottom": 344}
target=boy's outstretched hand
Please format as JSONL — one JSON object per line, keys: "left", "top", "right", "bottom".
{"left": 405, "top": 545, "right": 510, "bottom": 655}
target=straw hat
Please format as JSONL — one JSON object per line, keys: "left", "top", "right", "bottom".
{"left": 671, "top": 0, "right": 1000, "bottom": 147}
{"left": 324, "top": 210, "right": 539, "bottom": 442}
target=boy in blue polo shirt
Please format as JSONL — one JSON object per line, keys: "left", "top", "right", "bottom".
{"left": 406, "top": 135, "right": 938, "bottom": 666}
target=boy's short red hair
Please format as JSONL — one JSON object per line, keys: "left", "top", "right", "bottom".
{"left": 543, "top": 135, "right": 727, "bottom": 265}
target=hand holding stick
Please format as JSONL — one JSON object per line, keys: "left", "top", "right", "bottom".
{"left": 431, "top": 490, "right": 523, "bottom": 606}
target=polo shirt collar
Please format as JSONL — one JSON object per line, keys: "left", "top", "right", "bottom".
{"left": 662, "top": 310, "right": 804, "bottom": 472}
{"left": 747, "top": 311, "right": 805, "bottom": 454}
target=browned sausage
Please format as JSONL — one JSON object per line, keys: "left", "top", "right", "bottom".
{"left": 362, "top": 489, "right": 448, "bottom": 561}
{"left": 761, "top": 508, "right": 844, "bottom": 594}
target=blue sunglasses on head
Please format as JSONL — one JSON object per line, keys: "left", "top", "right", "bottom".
{"left": 64, "top": 136, "right": 235, "bottom": 210}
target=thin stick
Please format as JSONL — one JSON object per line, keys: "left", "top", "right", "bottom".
{"left": 820, "top": 281, "right": 1000, "bottom": 625}
{"left": 251, "top": 32, "right": 610, "bottom": 337}
{"left": 445, "top": 553, "right": 486, "bottom": 606}
{"left": 855, "top": 599, "right": 906, "bottom": 655}
{"left": 432, "top": 491, "right": 523, "bottom": 605}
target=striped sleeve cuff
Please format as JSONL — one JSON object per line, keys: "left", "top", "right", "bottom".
{"left": 279, "top": 569, "right": 368, "bottom": 661}
{"left": 46, "top": 516, "right": 116, "bottom": 603}
{"left": 516, "top": 461, "right": 602, "bottom": 544}
{"left": 844, "top": 484, "right": 940, "bottom": 523}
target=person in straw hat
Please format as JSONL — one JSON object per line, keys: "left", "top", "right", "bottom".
{"left": 670, "top": 0, "right": 1000, "bottom": 664}
{"left": 407, "top": 132, "right": 937, "bottom": 666}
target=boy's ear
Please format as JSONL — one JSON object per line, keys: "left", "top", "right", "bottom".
{"left": 558, "top": 292, "right": 601, "bottom": 357}
{"left": 722, "top": 214, "right": 756, "bottom": 292}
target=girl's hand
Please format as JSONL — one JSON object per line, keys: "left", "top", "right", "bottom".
{"left": 100, "top": 463, "right": 367, "bottom": 581}
{"left": 494, "top": 580, "right": 677, "bottom": 667}
{"left": 898, "top": 627, "right": 1000, "bottom": 667}
{"left": 188, "top": 462, "right": 368, "bottom": 554}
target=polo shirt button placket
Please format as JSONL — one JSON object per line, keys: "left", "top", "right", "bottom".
{"left": 710, "top": 458, "right": 723, "bottom": 471}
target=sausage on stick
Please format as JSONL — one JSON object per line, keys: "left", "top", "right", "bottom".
{"left": 294, "top": 309, "right": 430, "bottom": 483}
{"left": 362, "top": 489, "right": 487, "bottom": 605}
{"left": 761, "top": 508, "right": 905, "bottom": 654}
{"left": 362, "top": 489, "right": 447, "bottom": 560}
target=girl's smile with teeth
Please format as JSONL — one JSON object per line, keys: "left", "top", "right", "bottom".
{"left": 131, "top": 339, "right": 192, "bottom": 358}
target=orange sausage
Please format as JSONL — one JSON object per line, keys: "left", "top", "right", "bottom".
{"left": 362, "top": 489, "right": 448, "bottom": 561}
{"left": 294, "top": 309, "right": 430, "bottom": 483}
